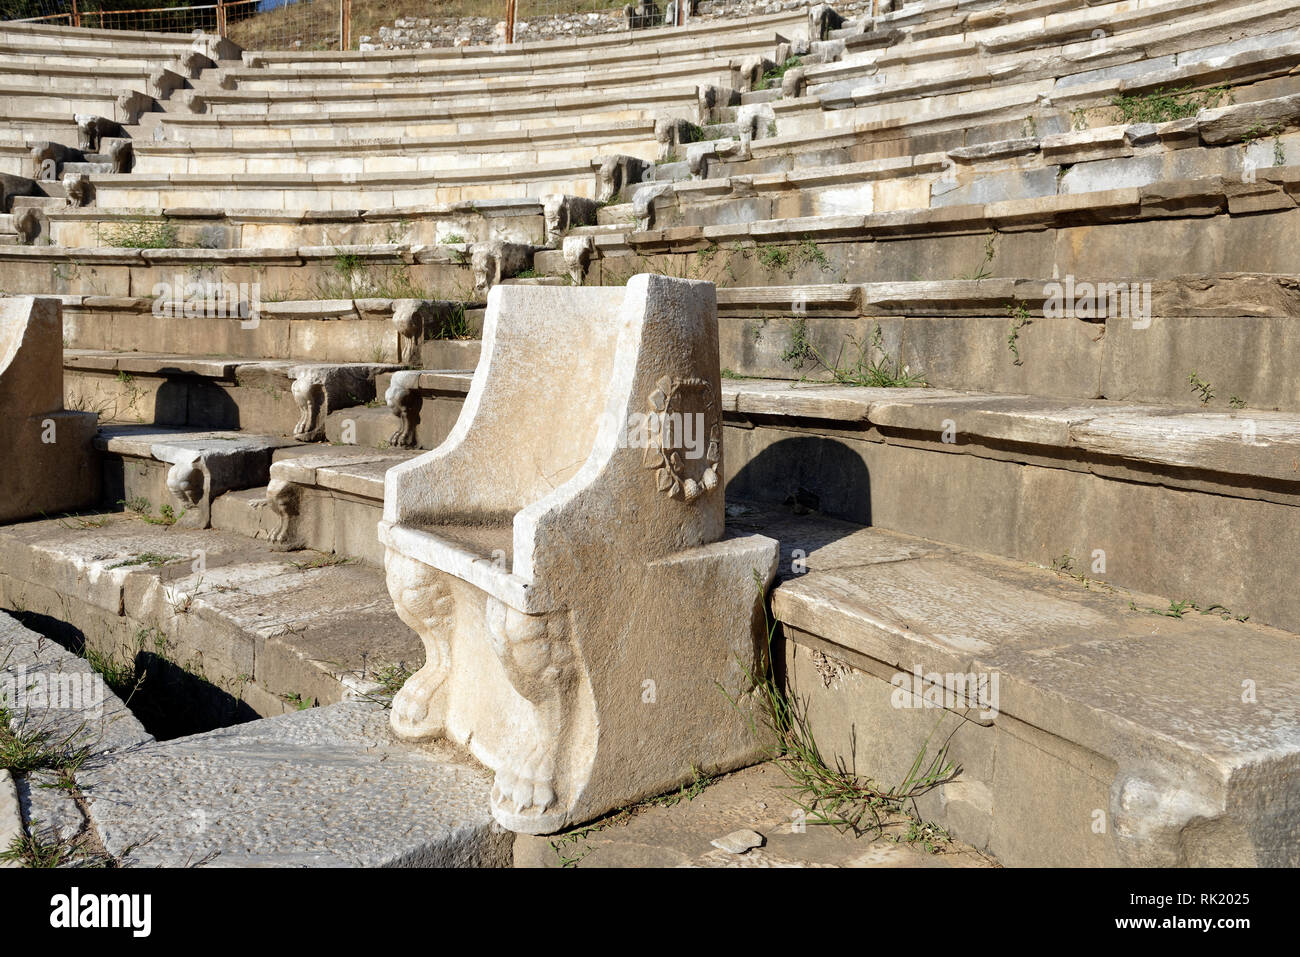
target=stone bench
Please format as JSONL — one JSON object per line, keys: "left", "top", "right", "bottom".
{"left": 644, "top": 108, "right": 1300, "bottom": 228}
{"left": 551, "top": 167, "right": 1300, "bottom": 288}
{"left": 804, "top": 0, "right": 1293, "bottom": 110}
{"left": 0, "top": 515, "right": 421, "bottom": 722}
{"left": 0, "top": 19, "right": 238, "bottom": 63}
{"left": 0, "top": 61, "right": 186, "bottom": 100}
{"left": 760, "top": 504, "right": 1300, "bottom": 866}
{"left": 775, "top": 27, "right": 1300, "bottom": 145}
{"left": 63, "top": 349, "right": 400, "bottom": 441}
{"left": 83, "top": 161, "right": 618, "bottom": 211}
{"left": 126, "top": 121, "right": 659, "bottom": 177}
{"left": 0, "top": 38, "right": 215, "bottom": 78}
{"left": 44, "top": 198, "right": 551, "bottom": 249}
{"left": 0, "top": 83, "right": 153, "bottom": 126}
{"left": 0, "top": 243, "right": 480, "bottom": 298}
{"left": 59, "top": 294, "right": 484, "bottom": 366}
{"left": 142, "top": 86, "right": 701, "bottom": 145}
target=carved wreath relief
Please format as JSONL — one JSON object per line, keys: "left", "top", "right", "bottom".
{"left": 642, "top": 374, "right": 721, "bottom": 503}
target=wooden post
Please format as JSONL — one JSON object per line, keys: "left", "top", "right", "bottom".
{"left": 71, "top": 0, "right": 81, "bottom": 28}
{"left": 217, "top": 0, "right": 227, "bottom": 37}
{"left": 505, "top": 0, "right": 517, "bottom": 45}
{"left": 340, "top": 0, "right": 352, "bottom": 50}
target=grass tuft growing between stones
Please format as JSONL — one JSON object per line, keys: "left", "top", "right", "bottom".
{"left": 755, "top": 55, "right": 803, "bottom": 92}
{"left": 782, "top": 321, "right": 928, "bottom": 388}
{"left": 0, "top": 706, "right": 93, "bottom": 779}
{"left": 722, "top": 572, "right": 957, "bottom": 852}
{"left": 1110, "top": 85, "right": 1229, "bottom": 124}
{"left": 95, "top": 215, "right": 184, "bottom": 250}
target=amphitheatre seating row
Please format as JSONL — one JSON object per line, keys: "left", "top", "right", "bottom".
{"left": 0, "top": 242, "right": 479, "bottom": 297}
{"left": 125, "top": 120, "right": 660, "bottom": 176}
{"left": 43, "top": 199, "right": 549, "bottom": 248}
{"left": 4, "top": 6, "right": 1300, "bottom": 865}
{"left": 141, "top": 85, "right": 704, "bottom": 144}
{"left": 235, "top": 7, "right": 813, "bottom": 73}
{"left": 544, "top": 166, "right": 1300, "bottom": 288}
{"left": 83, "top": 162, "right": 616, "bottom": 209}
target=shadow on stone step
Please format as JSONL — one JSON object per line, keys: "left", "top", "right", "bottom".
{"left": 6, "top": 609, "right": 258, "bottom": 741}
{"left": 728, "top": 434, "right": 872, "bottom": 527}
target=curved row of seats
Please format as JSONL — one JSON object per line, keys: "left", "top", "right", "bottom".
{"left": 4, "top": 5, "right": 1300, "bottom": 867}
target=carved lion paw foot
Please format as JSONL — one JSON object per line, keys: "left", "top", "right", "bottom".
{"left": 389, "top": 663, "right": 449, "bottom": 741}
{"left": 491, "top": 744, "right": 556, "bottom": 817}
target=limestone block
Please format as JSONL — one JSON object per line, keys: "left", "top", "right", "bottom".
{"left": 781, "top": 67, "right": 806, "bottom": 98}
{"left": 0, "top": 298, "right": 98, "bottom": 522}
{"left": 385, "top": 369, "right": 425, "bottom": 451}
{"left": 561, "top": 235, "right": 595, "bottom": 285}
{"left": 598, "top": 154, "right": 650, "bottom": 204}
{"left": 289, "top": 363, "right": 391, "bottom": 441}
{"left": 809, "top": 3, "right": 844, "bottom": 40}
{"left": 470, "top": 240, "right": 534, "bottom": 293}
{"left": 542, "top": 194, "right": 599, "bottom": 244}
{"left": 737, "top": 55, "right": 775, "bottom": 93}
{"left": 74, "top": 114, "right": 116, "bottom": 153}
{"left": 379, "top": 277, "right": 779, "bottom": 833}
{"left": 1198, "top": 93, "right": 1300, "bottom": 146}
{"left": 0, "top": 771, "right": 20, "bottom": 868}
{"left": 62, "top": 173, "right": 90, "bottom": 209}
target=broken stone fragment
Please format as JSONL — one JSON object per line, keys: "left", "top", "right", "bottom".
{"left": 711, "top": 829, "right": 766, "bottom": 854}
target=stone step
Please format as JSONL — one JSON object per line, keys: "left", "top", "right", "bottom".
{"left": 550, "top": 167, "right": 1300, "bottom": 289}
{"left": 0, "top": 513, "right": 422, "bottom": 719}
{"left": 219, "top": 445, "right": 423, "bottom": 563}
{"left": 769, "top": 28, "right": 1300, "bottom": 165}
{"left": 1, "top": 611, "right": 153, "bottom": 851}
{"left": 77, "top": 700, "right": 511, "bottom": 867}
{"left": 63, "top": 351, "right": 400, "bottom": 440}
{"left": 83, "top": 162, "right": 614, "bottom": 212}
{"left": 283, "top": 358, "right": 1300, "bottom": 638}
{"left": 129, "top": 120, "right": 660, "bottom": 177}
{"left": 751, "top": 503, "right": 1300, "bottom": 866}
{"left": 45, "top": 199, "right": 552, "bottom": 249}
{"left": 513, "top": 761, "right": 996, "bottom": 867}
{"left": 721, "top": 380, "right": 1300, "bottom": 636}
{"left": 0, "top": 243, "right": 475, "bottom": 297}
{"left": 95, "top": 425, "right": 299, "bottom": 530}
{"left": 59, "top": 296, "right": 484, "bottom": 366}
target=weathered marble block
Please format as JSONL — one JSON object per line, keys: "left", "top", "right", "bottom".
{"left": 379, "top": 275, "right": 778, "bottom": 833}
{"left": 0, "top": 297, "right": 98, "bottom": 522}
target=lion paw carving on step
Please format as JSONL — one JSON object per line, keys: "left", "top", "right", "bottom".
{"left": 385, "top": 551, "right": 455, "bottom": 741}
{"left": 255, "top": 476, "right": 303, "bottom": 550}
{"left": 484, "top": 597, "right": 575, "bottom": 820}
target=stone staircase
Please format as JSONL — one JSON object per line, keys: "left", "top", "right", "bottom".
{"left": 2, "top": 0, "right": 1299, "bottom": 868}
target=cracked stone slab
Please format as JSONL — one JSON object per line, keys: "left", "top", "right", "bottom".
{"left": 80, "top": 701, "right": 511, "bottom": 867}
{"left": 1, "top": 612, "right": 153, "bottom": 759}
{"left": 17, "top": 772, "right": 84, "bottom": 843}
{"left": 0, "top": 770, "right": 21, "bottom": 867}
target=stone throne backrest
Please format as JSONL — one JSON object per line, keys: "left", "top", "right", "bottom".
{"left": 382, "top": 274, "right": 727, "bottom": 611}
{"left": 379, "top": 275, "right": 776, "bottom": 834}
{"left": 0, "top": 297, "right": 98, "bottom": 522}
